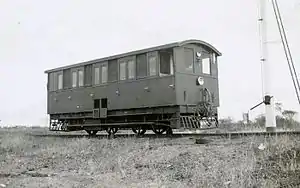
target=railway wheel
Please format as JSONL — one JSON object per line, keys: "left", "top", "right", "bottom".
{"left": 152, "top": 126, "right": 167, "bottom": 135}
{"left": 215, "top": 117, "right": 219, "bottom": 127}
{"left": 132, "top": 126, "right": 147, "bottom": 136}
{"left": 166, "top": 127, "right": 173, "bottom": 136}
{"left": 86, "top": 130, "right": 98, "bottom": 136}
{"left": 106, "top": 127, "right": 118, "bottom": 135}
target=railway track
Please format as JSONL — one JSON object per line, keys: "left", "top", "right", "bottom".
{"left": 30, "top": 130, "right": 300, "bottom": 139}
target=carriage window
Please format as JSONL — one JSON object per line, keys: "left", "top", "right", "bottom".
{"left": 72, "top": 71, "right": 77, "bottom": 87}
{"left": 48, "top": 73, "right": 55, "bottom": 91}
{"left": 78, "top": 70, "right": 84, "bottom": 87}
{"left": 94, "top": 67, "right": 100, "bottom": 85}
{"left": 128, "top": 60, "right": 135, "bottom": 79}
{"left": 108, "top": 59, "right": 118, "bottom": 82}
{"left": 202, "top": 58, "right": 211, "bottom": 74}
{"left": 159, "top": 51, "right": 173, "bottom": 76}
{"left": 195, "top": 52, "right": 201, "bottom": 74}
{"left": 53, "top": 73, "right": 57, "bottom": 90}
{"left": 63, "top": 69, "right": 71, "bottom": 89}
{"left": 136, "top": 53, "right": 147, "bottom": 78}
{"left": 184, "top": 48, "right": 194, "bottom": 73}
{"left": 84, "top": 64, "right": 92, "bottom": 86}
{"left": 101, "top": 65, "right": 107, "bottom": 83}
{"left": 58, "top": 73, "right": 63, "bottom": 90}
{"left": 119, "top": 61, "right": 126, "bottom": 80}
{"left": 195, "top": 59, "right": 201, "bottom": 74}
{"left": 149, "top": 56, "right": 157, "bottom": 76}
{"left": 212, "top": 53, "right": 217, "bottom": 64}
{"left": 170, "top": 56, "right": 174, "bottom": 75}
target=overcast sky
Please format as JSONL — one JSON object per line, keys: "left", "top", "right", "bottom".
{"left": 0, "top": 0, "right": 299, "bottom": 126}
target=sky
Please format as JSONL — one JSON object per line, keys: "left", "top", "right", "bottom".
{"left": 0, "top": 0, "right": 299, "bottom": 126}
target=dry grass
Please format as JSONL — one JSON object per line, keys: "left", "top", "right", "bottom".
{"left": 0, "top": 127, "right": 299, "bottom": 188}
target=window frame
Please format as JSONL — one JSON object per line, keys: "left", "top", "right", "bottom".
{"left": 136, "top": 53, "right": 148, "bottom": 79}
{"left": 70, "top": 67, "right": 84, "bottom": 88}
{"left": 100, "top": 62, "right": 108, "bottom": 84}
{"left": 53, "top": 72, "right": 58, "bottom": 91}
{"left": 93, "top": 62, "right": 108, "bottom": 85}
{"left": 118, "top": 60, "right": 127, "bottom": 81}
{"left": 72, "top": 70, "right": 78, "bottom": 88}
{"left": 118, "top": 56, "right": 136, "bottom": 81}
{"left": 49, "top": 71, "right": 63, "bottom": 91}
{"left": 193, "top": 50, "right": 214, "bottom": 75}
{"left": 48, "top": 72, "right": 55, "bottom": 92}
{"left": 84, "top": 64, "right": 92, "bottom": 86}
{"left": 158, "top": 49, "right": 174, "bottom": 77}
{"left": 147, "top": 51, "right": 158, "bottom": 77}
{"left": 212, "top": 52, "right": 217, "bottom": 64}
{"left": 107, "top": 59, "right": 118, "bottom": 83}
{"left": 184, "top": 47, "right": 195, "bottom": 74}
{"left": 78, "top": 69, "right": 84, "bottom": 87}
{"left": 57, "top": 72, "right": 63, "bottom": 90}
{"left": 127, "top": 59, "right": 136, "bottom": 80}
{"left": 93, "top": 65, "right": 100, "bottom": 85}
{"left": 63, "top": 68, "right": 71, "bottom": 89}
{"left": 201, "top": 54, "right": 211, "bottom": 75}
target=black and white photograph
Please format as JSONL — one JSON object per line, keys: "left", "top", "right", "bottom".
{"left": 0, "top": 0, "right": 300, "bottom": 187}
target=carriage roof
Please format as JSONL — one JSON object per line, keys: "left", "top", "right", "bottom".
{"left": 44, "top": 39, "right": 222, "bottom": 74}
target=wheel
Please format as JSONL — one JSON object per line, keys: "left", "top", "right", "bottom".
{"left": 86, "top": 130, "right": 98, "bottom": 136}
{"left": 215, "top": 116, "right": 219, "bottom": 127}
{"left": 152, "top": 126, "right": 167, "bottom": 135}
{"left": 132, "top": 126, "right": 147, "bottom": 136}
{"left": 166, "top": 127, "right": 173, "bottom": 136}
{"left": 106, "top": 127, "right": 118, "bottom": 135}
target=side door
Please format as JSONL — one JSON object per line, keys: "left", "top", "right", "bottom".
{"left": 100, "top": 98, "right": 107, "bottom": 118}
{"left": 93, "top": 98, "right": 107, "bottom": 118}
{"left": 93, "top": 99, "right": 100, "bottom": 118}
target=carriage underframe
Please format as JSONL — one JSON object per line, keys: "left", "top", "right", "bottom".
{"left": 49, "top": 102, "right": 219, "bottom": 136}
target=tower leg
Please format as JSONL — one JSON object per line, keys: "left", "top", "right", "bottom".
{"left": 258, "top": 0, "right": 277, "bottom": 132}
{"left": 265, "top": 95, "right": 276, "bottom": 132}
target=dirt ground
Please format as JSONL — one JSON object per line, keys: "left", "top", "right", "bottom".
{"left": 0, "top": 127, "right": 299, "bottom": 188}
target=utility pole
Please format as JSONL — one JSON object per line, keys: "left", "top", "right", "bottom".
{"left": 258, "top": 0, "right": 277, "bottom": 132}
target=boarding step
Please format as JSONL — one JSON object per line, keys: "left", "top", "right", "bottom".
{"left": 49, "top": 120, "right": 68, "bottom": 131}
{"left": 180, "top": 116, "right": 218, "bottom": 130}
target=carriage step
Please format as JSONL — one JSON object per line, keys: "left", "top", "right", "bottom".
{"left": 180, "top": 116, "right": 218, "bottom": 130}
{"left": 49, "top": 120, "right": 68, "bottom": 131}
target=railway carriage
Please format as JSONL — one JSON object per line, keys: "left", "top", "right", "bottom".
{"left": 45, "top": 39, "right": 222, "bottom": 136}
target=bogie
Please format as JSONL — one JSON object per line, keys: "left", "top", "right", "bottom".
{"left": 105, "top": 127, "right": 119, "bottom": 135}
{"left": 86, "top": 130, "right": 98, "bottom": 136}
{"left": 132, "top": 126, "right": 147, "bottom": 136}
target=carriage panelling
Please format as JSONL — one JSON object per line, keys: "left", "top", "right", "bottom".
{"left": 174, "top": 44, "right": 220, "bottom": 108}
{"left": 48, "top": 75, "right": 176, "bottom": 114}
{"left": 46, "top": 40, "right": 221, "bottom": 119}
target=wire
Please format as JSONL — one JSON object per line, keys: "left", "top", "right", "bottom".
{"left": 274, "top": 0, "right": 300, "bottom": 93}
{"left": 271, "top": 0, "right": 300, "bottom": 104}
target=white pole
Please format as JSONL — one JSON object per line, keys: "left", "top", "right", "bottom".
{"left": 258, "top": 0, "right": 277, "bottom": 132}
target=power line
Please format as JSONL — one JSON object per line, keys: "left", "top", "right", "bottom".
{"left": 271, "top": 0, "right": 300, "bottom": 104}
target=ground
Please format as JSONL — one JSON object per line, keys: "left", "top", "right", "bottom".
{"left": 0, "top": 127, "right": 299, "bottom": 188}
